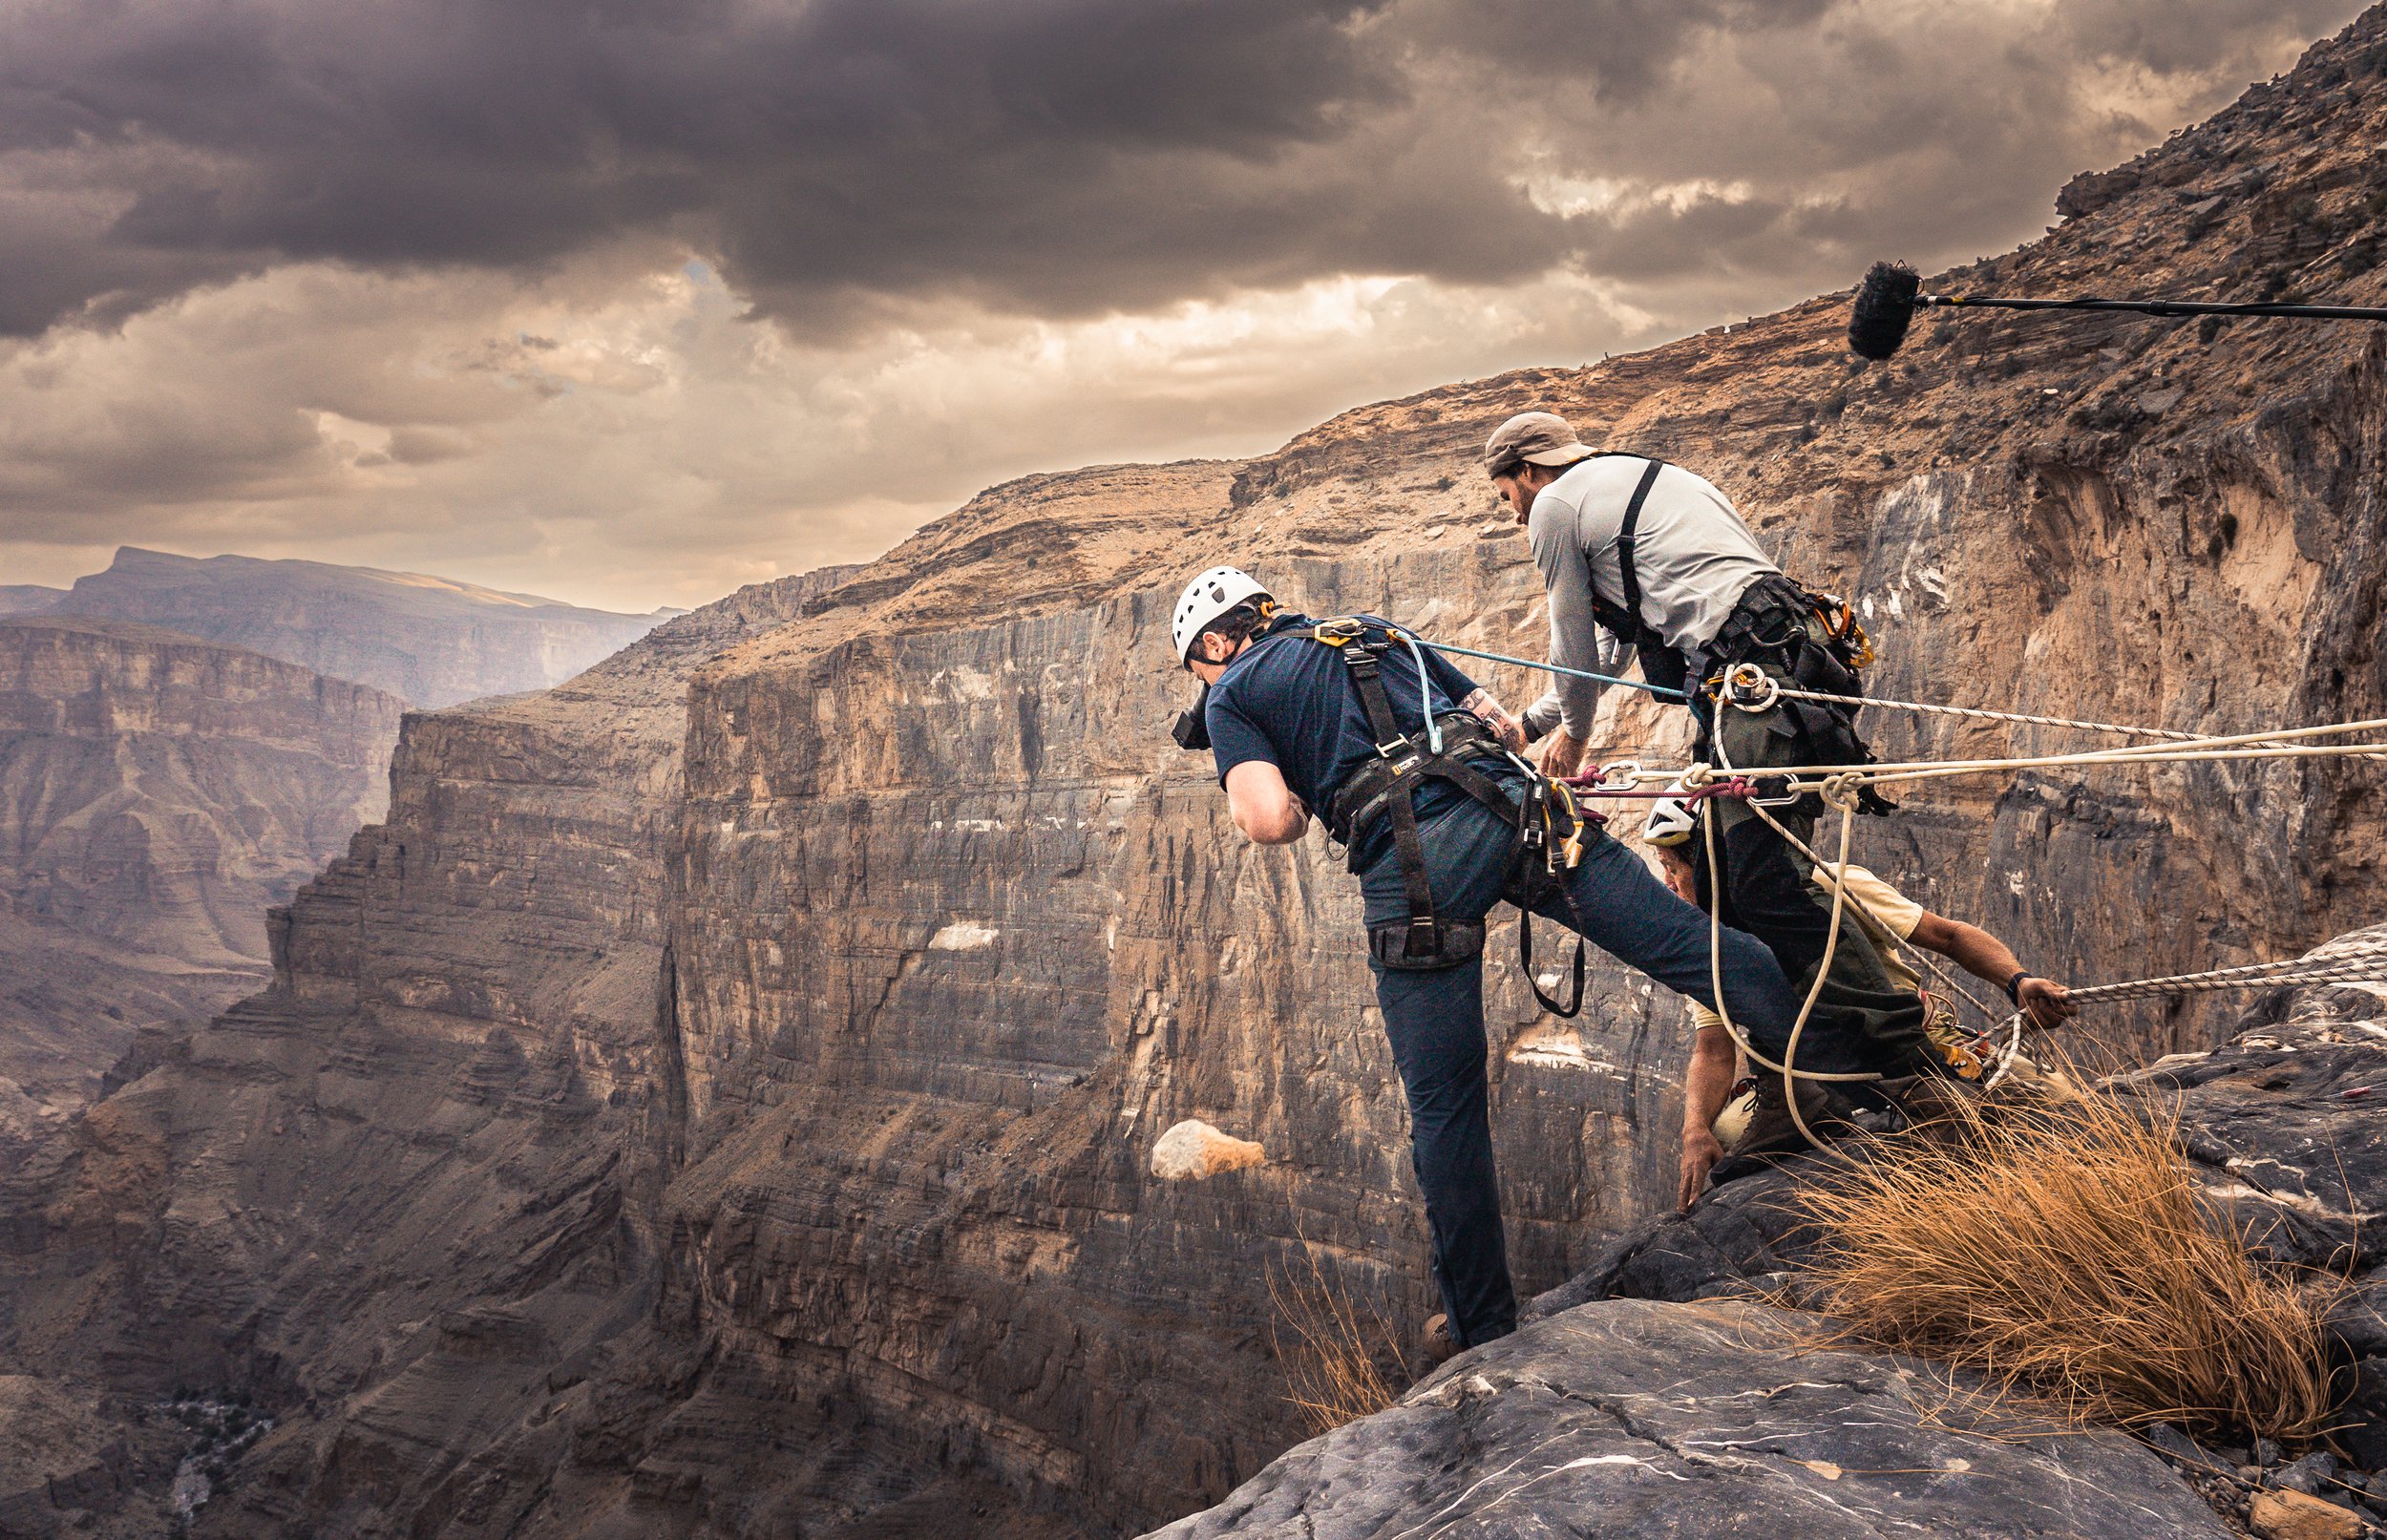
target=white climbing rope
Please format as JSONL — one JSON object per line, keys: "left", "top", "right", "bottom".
{"left": 1743, "top": 672, "right": 2280, "bottom": 744}
{"left": 2058, "top": 934, "right": 2387, "bottom": 1005}
{"left": 1713, "top": 713, "right": 2387, "bottom": 789}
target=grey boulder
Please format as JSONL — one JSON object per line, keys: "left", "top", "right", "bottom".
{"left": 1143, "top": 1297, "right": 2230, "bottom": 1538}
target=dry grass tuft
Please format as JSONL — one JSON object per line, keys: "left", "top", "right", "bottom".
{"left": 1796, "top": 1084, "right": 2349, "bottom": 1446}
{"left": 1266, "top": 1241, "right": 1410, "bottom": 1436}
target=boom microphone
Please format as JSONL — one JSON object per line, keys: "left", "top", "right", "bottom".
{"left": 1847, "top": 259, "right": 2387, "bottom": 360}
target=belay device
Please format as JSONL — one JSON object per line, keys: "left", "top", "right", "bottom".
{"left": 1171, "top": 614, "right": 1596, "bottom": 1017}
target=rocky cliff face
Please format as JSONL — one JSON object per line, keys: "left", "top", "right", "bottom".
{"left": 51, "top": 547, "right": 679, "bottom": 708}
{"left": 9, "top": 11, "right": 2387, "bottom": 1540}
{"left": 0, "top": 617, "right": 404, "bottom": 1143}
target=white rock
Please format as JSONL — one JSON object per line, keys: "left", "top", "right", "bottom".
{"left": 1150, "top": 1119, "right": 1266, "bottom": 1181}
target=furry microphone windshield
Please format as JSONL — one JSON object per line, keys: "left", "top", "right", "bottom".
{"left": 1848, "top": 262, "right": 1922, "bottom": 360}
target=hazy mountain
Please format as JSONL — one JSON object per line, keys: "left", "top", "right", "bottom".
{"left": 50, "top": 547, "right": 681, "bottom": 707}
{"left": 0, "top": 585, "right": 63, "bottom": 618}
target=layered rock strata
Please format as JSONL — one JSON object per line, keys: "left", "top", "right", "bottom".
{"left": 0, "top": 617, "right": 404, "bottom": 1135}
{"left": 10, "top": 11, "right": 2387, "bottom": 1539}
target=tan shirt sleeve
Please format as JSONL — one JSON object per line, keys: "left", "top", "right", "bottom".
{"left": 1812, "top": 863, "right": 1925, "bottom": 939}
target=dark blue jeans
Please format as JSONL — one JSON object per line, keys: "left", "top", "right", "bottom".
{"left": 1359, "top": 793, "right": 1817, "bottom": 1348}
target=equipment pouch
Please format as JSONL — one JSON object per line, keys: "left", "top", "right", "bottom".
{"left": 1787, "top": 636, "right": 1861, "bottom": 702}
{"left": 1367, "top": 918, "right": 1485, "bottom": 972}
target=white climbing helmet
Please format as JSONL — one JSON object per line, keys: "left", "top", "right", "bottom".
{"left": 1643, "top": 784, "right": 1699, "bottom": 847}
{"left": 1171, "top": 566, "right": 1271, "bottom": 665}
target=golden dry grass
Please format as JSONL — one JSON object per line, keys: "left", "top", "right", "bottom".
{"left": 1795, "top": 1084, "right": 2349, "bottom": 1446}
{"left": 1265, "top": 1242, "right": 1411, "bottom": 1436}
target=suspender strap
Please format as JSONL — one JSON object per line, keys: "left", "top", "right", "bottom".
{"left": 1612, "top": 456, "right": 1664, "bottom": 644}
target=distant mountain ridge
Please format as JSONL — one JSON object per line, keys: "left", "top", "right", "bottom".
{"left": 0, "top": 585, "right": 63, "bottom": 619}
{"left": 49, "top": 547, "right": 680, "bottom": 707}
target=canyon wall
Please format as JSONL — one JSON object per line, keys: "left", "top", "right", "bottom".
{"left": 0, "top": 616, "right": 404, "bottom": 1141}
{"left": 8, "top": 12, "right": 2387, "bottom": 1539}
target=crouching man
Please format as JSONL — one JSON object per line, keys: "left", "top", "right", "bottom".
{"left": 1168, "top": 565, "right": 1880, "bottom": 1357}
{"left": 1640, "top": 801, "right": 2080, "bottom": 1212}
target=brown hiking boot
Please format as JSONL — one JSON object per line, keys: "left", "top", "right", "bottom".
{"left": 1918, "top": 988, "right": 1989, "bottom": 1082}
{"left": 1422, "top": 1313, "right": 1459, "bottom": 1368}
{"left": 1709, "top": 1073, "right": 1855, "bottom": 1184}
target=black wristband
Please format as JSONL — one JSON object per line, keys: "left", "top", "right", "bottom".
{"left": 2003, "top": 969, "right": 2031, "bottom": 1006}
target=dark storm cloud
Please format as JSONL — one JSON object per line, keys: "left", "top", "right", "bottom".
{"left": 0, "top": 0, "right": 1454, "bottom": 335}
{"left": 0, "top": 0, "right": 2370, "bottom": 338}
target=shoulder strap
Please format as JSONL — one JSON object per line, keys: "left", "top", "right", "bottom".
{"left": 1612, "top": 457, "right": 1665, "bottom": 643}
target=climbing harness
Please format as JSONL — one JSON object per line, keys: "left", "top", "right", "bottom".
{"left": 1284, "top": 617, "right": 1597, "bottom": 1015}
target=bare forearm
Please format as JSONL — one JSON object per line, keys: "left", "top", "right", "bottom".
{"left": 1233, "top": 797, "right": 1309, "bottom": 844}
{"left": 1224, "top": 762, "right": 1309, "bottom": 844}
{"left": 1683, "top": 1024, "right": 1739, "bottom": 1141}
{"left": 1936, "top": 921, "right": 2024, "bottom": 990}
{"left": 1911, "top": 912, "right": 2078, "bottom": 1027}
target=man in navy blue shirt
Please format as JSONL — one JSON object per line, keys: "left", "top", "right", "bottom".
{"left": 1172, "top": 566, "right": 1823, "bottom": 1356}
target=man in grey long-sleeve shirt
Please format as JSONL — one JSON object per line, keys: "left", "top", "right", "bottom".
{"left": 1511, "top": 444, "right": 1779, "bottom": 776}
{"left": 1485, "top": 410, "right": 1938, "bottom": 1143}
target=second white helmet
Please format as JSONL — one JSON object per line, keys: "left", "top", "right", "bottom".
{"left": 1642, "top": 786, "right": 1699, "bottom": 847}
{"left": 1171, "top": 566, "right": 1271, "bottom": 664}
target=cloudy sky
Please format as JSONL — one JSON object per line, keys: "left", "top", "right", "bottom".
{"left": 0, "top": 0, "right": 2365, "bottom": 613}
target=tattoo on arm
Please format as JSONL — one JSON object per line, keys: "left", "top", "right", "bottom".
{"left": 1461, "top": 688, "right": 1526, "bottom": 749}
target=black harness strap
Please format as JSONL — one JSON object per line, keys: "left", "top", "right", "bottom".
{"left": 1580, "top": 457, "right": 1693, "bottom": 697}
{"left": 1519, "top": 901, "right": 1586, "bottom": 1019}
{"left": 1612, "top": 456, "right": 1664, "bottom": 645}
